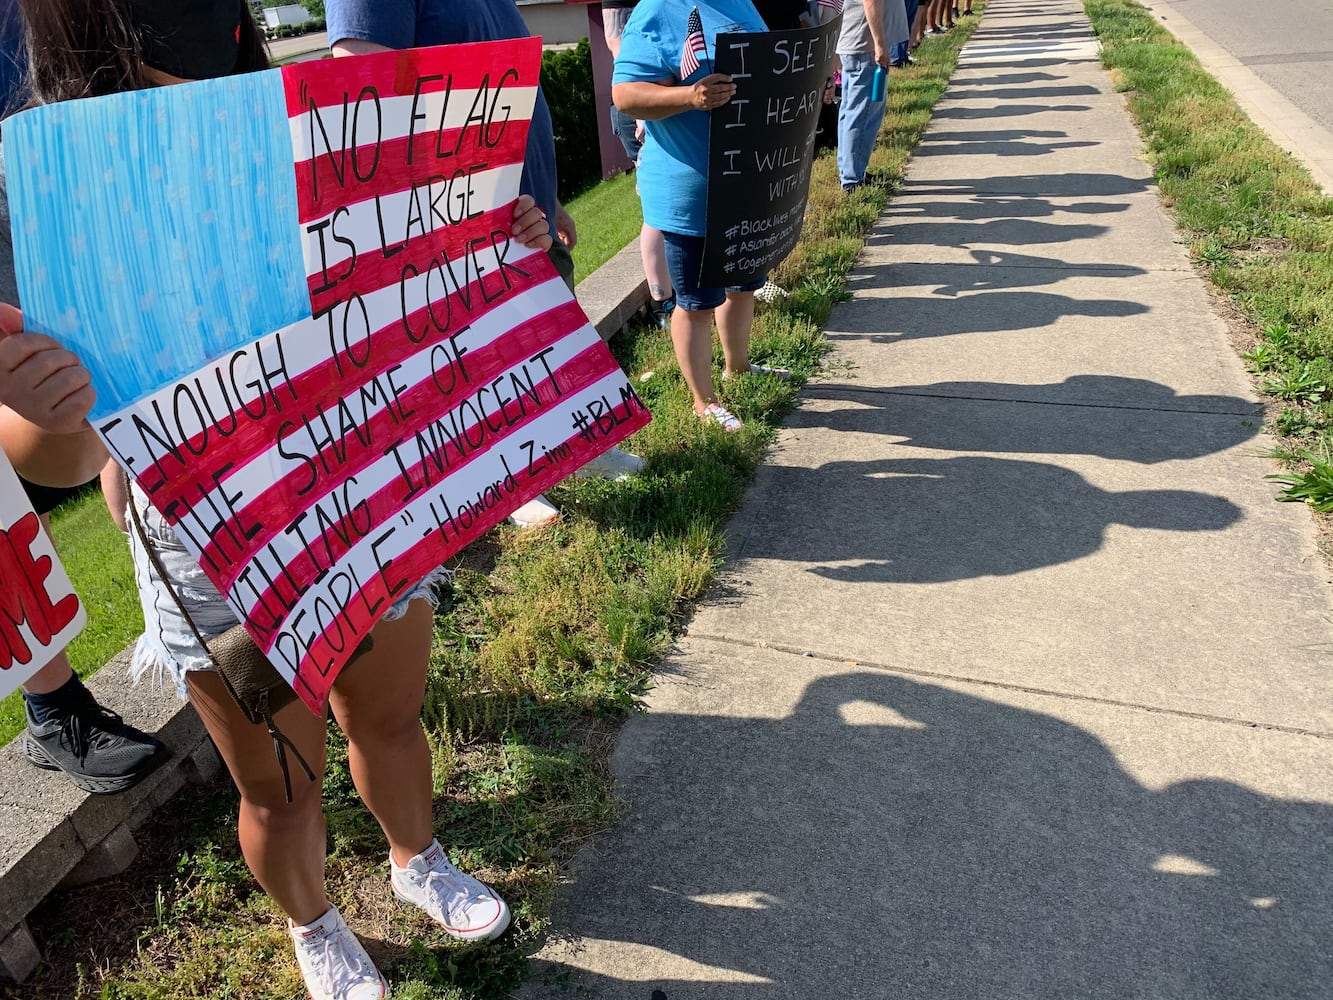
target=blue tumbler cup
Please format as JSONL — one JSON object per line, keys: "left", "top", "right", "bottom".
{"left": 871, "top": 64, "right": 887, "bottom": 101}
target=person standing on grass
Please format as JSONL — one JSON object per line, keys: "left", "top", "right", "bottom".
{"left": 601, "top": 0, "right": 678, "bottom": 331}
{"left": 2, "top": 2, "right": 561, "bottom": 997}
{"left": 926, "top": 0, "right": 954, "bottom": 34}
{"left": 612, "top": 0, "right": 792, "bottom": 433}
{"left": 0, "top": 330, "right": 169, "bottom": 796}
{"left": 836, "top": 0, "right": 909, "bottom": 192}
{"left": 891, "top": 0, "right": 920, "bottom": 66}
{"left": 0, "top": 0, "right": 167, "bottom": 796}
{"left": 328, "top": 0, "right": 646, "bottom": 527}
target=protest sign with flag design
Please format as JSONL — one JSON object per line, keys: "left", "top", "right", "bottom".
{"left": 4, "top": 41, "right": 651, "bottom": 713}
{"left": 680, "top": 6, "right": 709, "bottom": 79}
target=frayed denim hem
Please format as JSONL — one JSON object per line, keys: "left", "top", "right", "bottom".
{"left": 381, "top": 566, "right": 452, "bottom": 621}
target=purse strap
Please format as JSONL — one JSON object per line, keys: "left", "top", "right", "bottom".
{"left": 125, "top": 478, "right": 316, "bottom": 802}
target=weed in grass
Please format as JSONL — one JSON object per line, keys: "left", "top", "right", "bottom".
{"left": 1268, "top": 447, "right": 1333, "bottom": 511}
{"left": 1241, "top": 342, "right": 1281, "bottom": 373}
{"left": 1193, "top": 238, "right": 1235, "bottom": 268}
{"left": 1263, "top": 321, "right": 1296, "bottom": 351}
{"left": 1275, "top": 408, "right": 1322, "bottom": 438}
{"left": 1261, "top": 362, "right": 1327, "bottom": 404}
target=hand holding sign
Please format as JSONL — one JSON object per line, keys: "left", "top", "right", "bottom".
{"left": 0, "top": 304, "right": 96, "bottom": 436}
{"left": 509, "top": 194, "right": 553, "bottom": 252}
{"left": 690, "top": 73, "right": 737, "bottom": 112}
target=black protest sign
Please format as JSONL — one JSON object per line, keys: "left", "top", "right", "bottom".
{"left": 701, "top": 18, "right": 840, "bottom": 287}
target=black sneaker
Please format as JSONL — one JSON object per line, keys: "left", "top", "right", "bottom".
{"left": 23, "top": 688, "right": 170, "bottom": 794}
{"left": 647, "top": 294, "right": 676, "bottom": 330}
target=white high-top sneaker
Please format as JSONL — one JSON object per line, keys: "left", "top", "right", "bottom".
{"left": 390, "top": 840, "right": 511, "bottom": 942}
{"left": 289, "top": 906, "right": 386, "bottom": 1000}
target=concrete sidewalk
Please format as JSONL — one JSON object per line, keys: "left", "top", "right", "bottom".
{"left": 522, "top": 2, "right": 1333, "bottom": 997}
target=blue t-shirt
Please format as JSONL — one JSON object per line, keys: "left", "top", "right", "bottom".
{"left": 614, "top": 0, "right": 766, "bottom": 237}
{"left": 327, "top": 0, "right": 560, "bottom": 233}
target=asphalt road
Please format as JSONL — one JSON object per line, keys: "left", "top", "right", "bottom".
{"left": 264, "top": 30, "right": 330, "bottom": 61}
{"left": 1147, "top": 0, "right": 1333, "bottom": 135}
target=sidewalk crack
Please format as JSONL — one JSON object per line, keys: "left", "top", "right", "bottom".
{"left": 685, "top": 633, "right": 1333, "bottom": 740}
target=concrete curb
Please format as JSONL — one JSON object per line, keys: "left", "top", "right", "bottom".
{"left": 1143, "top": 1, "right": 1333, "bottom": 193}
{"left": 0, "top": 648, "right": 219, "bottom": 983}
{"left": 0, "top": 234, "right": 646, "bottom": 985}
{"left": 575, "top": 236, "right": 650, "bottom": 343}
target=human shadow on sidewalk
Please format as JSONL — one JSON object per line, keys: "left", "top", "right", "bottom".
{"left": 931, "top": 103, "right": 1093, "bottom": 120}
{"left": 944, "top": 84, "right": 1102, "bottom": 100}
{"left": 728, "top": 456, "right": 1239, "bottom": 583}
{"left": 827, "top": 288, "right": 1148, "bottom": 342}
{"left": 530, "top": 672, "right": 1332, "bottom": 999}
{"left": 915, "top": 128, "right": 1099, "bottom": 158}
{"left": 861, "top": 218, "right": 1110, "bottom": 249}
{"left": 908, "top": 251, "right": 1146, "bottom": 295}
{"left": 887, "top": 195, "right": 1131, "bottom": 221}
{"left": 951, "top": 71, "right": 1067, "bottom": 85}
{"left": 786, "top": 377, "right": 1260, "bottom": 462}
{"left": 900, "top": 173, "right": 1153, "bottom": 198}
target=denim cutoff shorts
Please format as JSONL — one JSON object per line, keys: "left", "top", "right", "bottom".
{"left": 124, "top": 484, "right": 445, "bottom": 699}
{"left": 661, "top": 230, "right": 766, "bottom": 311}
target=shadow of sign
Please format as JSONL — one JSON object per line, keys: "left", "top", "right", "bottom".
{"left": 530, "top": 672, "right": 1333, "bottom": 999}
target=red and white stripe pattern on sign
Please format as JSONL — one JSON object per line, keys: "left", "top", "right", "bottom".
{"left": 680, "top": 6, "right": 708, "bottom": 80}
{"left": 109, "top": 41, "right": 650, "bottom": 713}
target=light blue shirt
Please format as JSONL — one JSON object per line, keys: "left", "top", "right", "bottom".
{"left": 614, "top": 0, "right": 767, "bottom": 236}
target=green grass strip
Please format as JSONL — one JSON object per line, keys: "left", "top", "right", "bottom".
{"left": 565, "top": 171, "right": 644, "bottom": 285}
{"left": 16, "top": 14, "right": 988, "bottom": 999}
{"left": 1083, "top": 0, "right": 1333, "bottom": 498}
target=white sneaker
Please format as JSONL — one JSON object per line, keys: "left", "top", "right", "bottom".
{"left": 571, "top": 447, "right": 646, "bottom": 481}
{"left": 289, "top": 906, "right": 386, "bottom": 1000}
{"left": 390, "top": 840, "right": 511, "bottom": 942}
{"left": 722, "top": 363, "right": 793, "bottom": 382}
{"left": 507, "top": 494, "right": 560, "bottom": 528}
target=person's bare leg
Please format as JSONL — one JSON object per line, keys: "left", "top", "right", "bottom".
{"left": 328, "top": 601, "right": 434, "bottom": 867}
{"left": 22, "top": 652, "right": 75, "bottom": 694}
{"left": 641, "top": 225, "right": 673, "bottom": 303}
{"left": 912, "top": 4, "right": 928, "bottom": 45}
{"left": 671, "top": 305, "right": 719, "bottom": 412}
{"left": 100, "top": 459, "right": 128, "bottom": 531}
{"left": 188, "top": 671, "right": 331, "bottom": 925}
{"left": 717, "top": 290, "right": 756, "bottom": 378}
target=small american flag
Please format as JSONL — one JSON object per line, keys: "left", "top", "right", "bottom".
{"left": 817, "top": 0, "right": 844, "bottom": 15}
{"left": 680, "top": 6, "right": 707, "bottom": 79}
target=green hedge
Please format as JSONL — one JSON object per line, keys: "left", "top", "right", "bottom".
{"left": 541, "top": 39, "right": 602, "bottom": 201}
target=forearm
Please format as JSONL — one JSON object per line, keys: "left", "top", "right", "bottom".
{"left": 0, "top": 408, "right": 108, "bottom": 487}
{"left": 865, "top": 0, "right": 889, "bottom": 53}
{"left": 613, "top": 80, "right": 693, "bottom": 120}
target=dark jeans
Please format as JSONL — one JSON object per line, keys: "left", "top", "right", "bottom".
{"left": 609, "top": 104, "right": 642, "bottom": 163}
{"left": 892, "top": 0, "right": 920, "bottom": 63}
